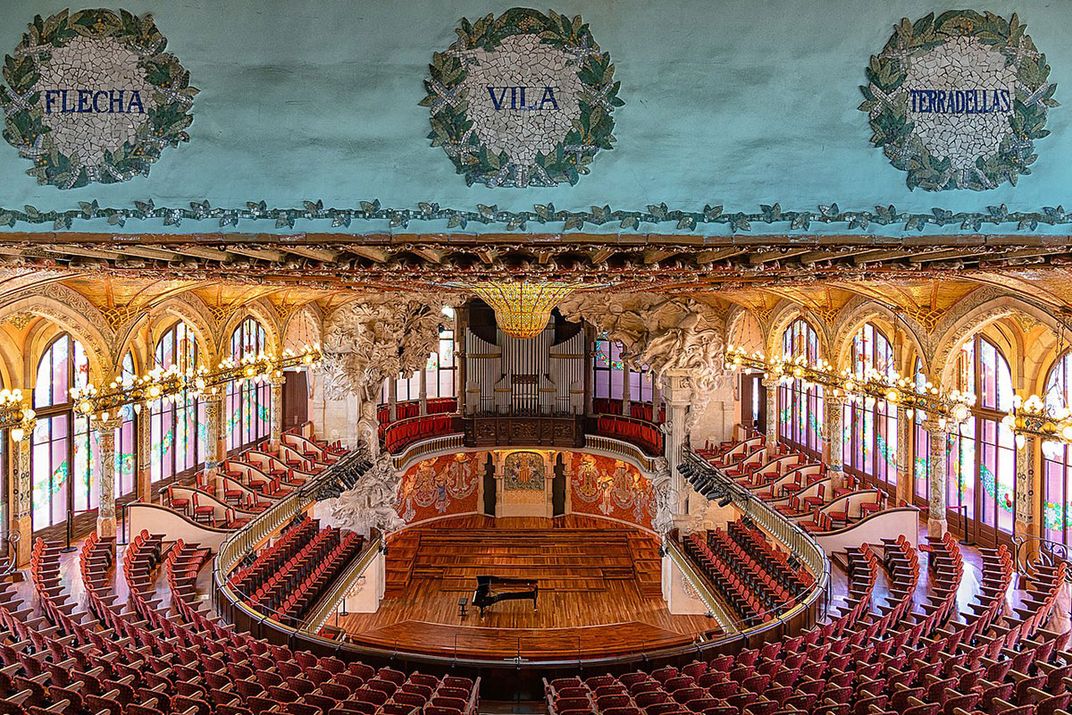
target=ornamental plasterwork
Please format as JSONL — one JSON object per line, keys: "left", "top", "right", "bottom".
{"left": 423, "top": 8, "right": 622, "bottom": 188}
{"left": 0, "top": 9, "right": 198, "bottom": 189}
{"left": 323, "top": 453, "right": 406, "bottom": 538}
{"left": 0, "top": 200, "right": 1068, "bottom": 234}
{"left": 558, "top": 293, "right": 728, "bottom": 402}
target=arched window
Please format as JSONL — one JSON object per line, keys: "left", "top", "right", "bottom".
{"left": 31, "top": 334, "right": 94, "bottom": 530}
{"left": 115, "top": 352, "right": 137, "bottom": 497}
{"left": 846, "top": 323, "right": 898, "bottom": 488}
{"left": 227, "top": 317, "right": 271, "bottom": 450}
{"left": 778, "top": 319, "right": 824, "bottom": 455}
{"left": 593, "top": 335, "right": 654, "bottom": 411}
{"left": 948, "top": 334, "right": 1016, "bottom": 543}
{"left": 424, "top": 325, "right": 457, "bottom": 399}
{"left": 1043, "top": 351, "right": 1072, "bottom": 548}
{"left": 151, "top": 322, "right": 205, "bottom": 482}
{"left": 912, "top": 358, "right": 930, "bottom": 504}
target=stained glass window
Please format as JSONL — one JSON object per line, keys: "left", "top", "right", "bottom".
{"left": 846, "top": 323, "right": 898, "bottom": 487}
{"left": 115, "top": 352, "right": 136, "bottom": 497}
{"left": 949, "top": 335, "right": 1015, "bottom": 540}
{"left": 778, "top": 319, "right": 824, "bottom": 455}
{"left": 593, "top": 336, "right": 653, "bottom": 404}
{"left": 227, "top": 317, "right": 272, "bottom": 450}
{"left": 31, "top": 333, "right": 92, "bottom": 530}
{"left": 1042, "top": 351, "right": 1072, "bottom": 548}
{"left": 152, "top": 322, "right": 205, "bottom": 481}
{"left": 912, "top": 358, "right": 930, "bottom": 503}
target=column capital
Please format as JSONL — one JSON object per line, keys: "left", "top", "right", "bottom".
{"left": 91, "top": 416, "right": 124, "bottom": 434}
{"left": 922, "top": 416, "right": 953, "bottom": 436}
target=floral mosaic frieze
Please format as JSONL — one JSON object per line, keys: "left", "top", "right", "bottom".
{"left": 860, "top": 11, "right": 1057, "bottom": 192}
{"left": 0, "top": 200, "right": 1068, "bottom": 234}
{"left": 422, "top": 8, "right": 623, "bottom": 188}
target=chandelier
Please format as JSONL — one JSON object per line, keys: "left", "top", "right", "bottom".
{"left": 724, "top": 345, "right": 976, "bottom": 426}
{"left": 0, "top": 389, "right": 36, "bottom": 442}
{"left": 1002, "top": 394, "right": 1072, "bottom": 448}
{"left": 471, "top": 281, "right": 578, "bottom": 339}
{"left": 70, "top": 344, "right": 321, "bottom": 420}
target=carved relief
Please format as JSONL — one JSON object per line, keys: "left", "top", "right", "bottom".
{"left": 324, "top": 453, "right": 407, "bottom": 537}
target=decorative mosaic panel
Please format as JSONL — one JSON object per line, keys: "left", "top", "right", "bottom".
{"left": 396, "top": 452, "right": 480, "bottom": 523}
{"left": 422, "top": 8, "right": 623, "bottom": 188}
{"left": 503, "top": 451, "right": 545, "bottom": 491}
{"left": 568, "top": 452, "right": 653, "bottom": 529}
{"left": 0, "top": 9, "right": 197, "bottom": 189}
{"left": 860, "top": 11, "right": 1057, "bottom": 191}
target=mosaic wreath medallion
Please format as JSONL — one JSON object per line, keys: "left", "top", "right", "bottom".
{"left": 0, "top": 9, "right": 198, "bottom": 189}
{"left": 421, "top": 8, "right": 623, "bottom": 188}
{"left": 859, "top": 11, "right": 1057, "bottom": 191}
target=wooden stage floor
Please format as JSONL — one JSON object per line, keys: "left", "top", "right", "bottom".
{"left": 336, "top": 515, "right": 718, "bottom": 661}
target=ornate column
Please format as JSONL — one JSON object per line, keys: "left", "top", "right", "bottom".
{"left": 762, "top": 376, "right": 779, "bottom": 456}
{"left": 1014, "top": 434, "right": 1037, "bottom": 545}
{"left": 651, "top": 380, "right": 662, "bottom": 423}
{"left": 12, "top": 435, "right": 31, "bottom": 566}
{"left": 94, "top": 416, "right": 123, "bottom": 538}
{"left": 825, "top": 395, "right": 846, "bottom": 489}
{"left": 135, "top": 406, "right": 153, "bottom": 502}
{"left": 270, "top": 375, "right": 285, "bottom": 447}
{"left": 924, "top": 418, "right": 950, "bottom": 538}
{"left": 663, "top": 369, "right": 693, "bottom": 518}
{"left": 455, "top": 306, "right": 468, "bottom": 415}
{"left": 202, "top": 394, "right": 225, "bottom": 469}
{"left": 622, "top": 365, "right": 632, "bottom": 419}
{"left": 895, "top": 406, "right": 912, "bottom": 504}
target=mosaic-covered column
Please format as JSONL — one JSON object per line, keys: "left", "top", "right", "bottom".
{"left": 135, "top": 406, "right": 153, "bottom": 502}
{"left": 622, "top": 363, "right": 632, "bottom": 419}
{"left": 418, "top": 366, "right": 428, "bottom": 417}
{"left": 762, "top": 376, "right": 779, "bottom": 456}
{"left": 94, "top": 416, "right": 122, "bottom": 538}
{"left": 203, "top": 394, "right": 225, "bottom": 469}
{"left": 388, "top": 377, "right": 397, "bottom": 421}
{"left": 825, "top": 395, "right": 846, "bottom": 488}
{"left": 12, "top": 434, "right": 31, "bottom": 566}
{"left": 895, "top": 405, "right": 911, "bottom": 504}
{"left": 924, "top": 418, "right": 950, "bottom": 538}
{"left": 1014, "top": 434, "right": 1037, "bottom": 546}
{"left": 270, "top": 375, "right": 285, "bottom": 446}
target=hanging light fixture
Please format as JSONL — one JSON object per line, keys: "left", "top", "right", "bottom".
{"left": 470, "top": 281, "right": 578, "bottom": 340}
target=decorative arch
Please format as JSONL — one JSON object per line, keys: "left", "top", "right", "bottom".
{"left": 220, "top": 300, "right": 282, "bottom": 356}
{"left": 764, "top": 301, "right": 829, "bottom": 360}
{"left": 725, "top": 306, "right": 764, "bottom": 354}
{"left": 142, "top": 296, "right": 219, "bottom": 367}
{"left": 932, "top": 296, "right": 1059, "bottom": 386}
{"left": 282, "top": 304, "right": 324, "bottom": 352}
{"left": 831, "top": 300, "right": 928, "bottom": 376}
{"left": 9, "top": 292, "right": 112, "bottom": 387}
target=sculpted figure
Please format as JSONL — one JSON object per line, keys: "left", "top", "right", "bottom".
{"left": 327, "top": 453, "right": 406, "bottom": 538}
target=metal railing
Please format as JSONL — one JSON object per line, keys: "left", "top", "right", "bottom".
{"left": 683, "top": 446, "right": 831, "bottom": 620}
{"left": 302, "top": 533, "right": 384, "bottom": 633}
{"left": 1013, "top": 534, "right": 1072, "bottom": 582}
{"left": 663, "top": 538, "right": 736, "bottom": 632}
{"left": 213, "top": 448, "right": 369, "bottom": 616}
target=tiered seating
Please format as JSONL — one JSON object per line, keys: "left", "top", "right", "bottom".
{"left": 544, "top": 547, "right": 881, "bottom": 715}
{"left": 548, "top": 529, "right": 1072, "bottom": 715}
{"left": 0, "top": 533, "right": 482, "bottom": 715}
{"left": 595, "top": 415, "right": 664, "bottom": 456}
{"left": 227, "top": 516, "right": 364, "bottom": 623}
{"left": 683, "top": 521, "right": 810, "bottom": 626}
{"left": 591, "top": 398, "right": 666, "bottom": 423}
{"left": 382, "top": 413, "right": 455, "bottom": 453}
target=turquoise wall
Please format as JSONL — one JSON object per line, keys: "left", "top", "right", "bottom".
{"left": 0, "top": 0, "right": 1069, "bottom": 236}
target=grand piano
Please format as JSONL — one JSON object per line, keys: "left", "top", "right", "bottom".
{"left": 472, "top": 575, "right": 538, "bottom": 618}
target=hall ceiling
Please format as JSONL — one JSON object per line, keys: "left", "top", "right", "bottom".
{"left": 2, "top": 232, "right": 1072, "bottom": 319}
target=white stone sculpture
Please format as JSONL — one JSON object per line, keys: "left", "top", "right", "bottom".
{"left": 325, "top": 453, "right": 406, "bottom": 538}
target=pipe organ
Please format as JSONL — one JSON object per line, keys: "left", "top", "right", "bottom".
{"left": 465, "top": 324, "right": 585, "bottom": 415}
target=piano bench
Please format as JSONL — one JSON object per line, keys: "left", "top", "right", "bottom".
{"left": 458, "top": 597, "right": 468, "bottom": 618}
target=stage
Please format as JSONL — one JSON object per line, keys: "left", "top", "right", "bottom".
{"left": 336, "top": 515, "right": 718, "bottom": 661}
